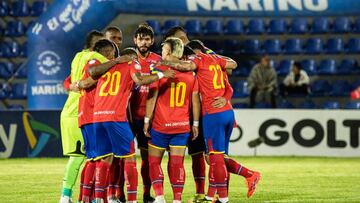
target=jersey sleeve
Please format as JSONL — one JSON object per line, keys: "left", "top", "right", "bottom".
{"left": 129, "top": 60, "right": 141, "bottom": 76}
{"left": 63, "top": 75, "right": 71, "bottom": 91}
{"left": 83, "top": 59, "right": 101, "bottom": 79}
{"left": 215, "top": 56, "right": 227, "bottom": 71}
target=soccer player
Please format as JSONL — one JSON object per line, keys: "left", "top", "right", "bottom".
{"left": 143, "top": 37, "right": 201, "bottom": 203}
{"left": 129, "top": 23, "right": 161, "bottom": 203}
{"left": 59, "top": 30, "right": 104, "bottom": 203}
{"left": 162, "top": 40, "right": 261, "bottom": 203}
{"left": 105, "top": 26, "right": 123, "bottom": 56}
{"left": 87, "top": 47, "right": 174, "bottom": 203}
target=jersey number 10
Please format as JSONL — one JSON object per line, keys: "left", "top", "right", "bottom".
{"left": 170, "top": 82, "right": 186, "bottom": 107}
{"left": 99, "top": 71, "right": 121, "bottom": 96}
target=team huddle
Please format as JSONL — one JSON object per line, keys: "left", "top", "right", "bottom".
{"left": 59, "top": 24, "right": 260, "bottom": 203}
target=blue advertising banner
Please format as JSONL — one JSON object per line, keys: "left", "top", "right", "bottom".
{"left": 27, "top": 0, "right": 360, "bottom": 109}
{"left": 0, "top": 111, "right": 63, "bottom": 158}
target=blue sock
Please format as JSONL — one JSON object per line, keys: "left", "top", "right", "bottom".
{"left": 62, "top": 188, "right": 72, "bottom": 197}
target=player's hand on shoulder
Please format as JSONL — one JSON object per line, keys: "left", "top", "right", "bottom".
{"left": 191, "top": 126, "right": 199, "bottom": 141}
{"left": 163, "top": 69, "right": 175, "bottom": 78}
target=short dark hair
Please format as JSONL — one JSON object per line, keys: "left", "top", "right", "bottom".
{"left": 85, "top": 30, "right": 103, "bottom": 49}
{"left": 293, "top": 61, "right": 302, "bottom": 70}
{"left": 120, "top": 47, "right": 137, "bottom": 58}
{"left": 93, "top": 39, "right": 114, "bottom": 53}
{"left": 163, "top": 26, "right": 186, "bottom": 41}
{"left": 134, "top": 23, "right": 154, "bottom": 38}
{"left": 187, "top": 40, "right": 206, "bottom": 53}
{"left": 183, "top": 45, "right": 195, "bottom": 57}
{"left": 105, "top": 26, "right": 121, "bottom": 33}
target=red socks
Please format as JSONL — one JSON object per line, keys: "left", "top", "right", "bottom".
{"left": 124, "top": 160, "right": 138, "bottom": 201}
{"left": 95, "top": 161, "right": 111, "bottom": 200}
{"left": 80, "top": 161, "right": 96, "bottom": 202}
{"left": 149, "top": 155, "right": 164, "bottom": 197}
{"left": 208, "top": 154, "right": 228, "bottom": 199}
{"left": 226, "top": 158, "right": 253, "bottom": 178}
{"left": 78, "top": 161, "right": 86, "bottom": 202}
{"left": 169, "top": 155, "right": 185, "bottom": 201}
{"left": 107, "top": 158, "right": 119, "bottom": 199}
{"left": 116, "top": 159, "right": 125, "bottom": 200}
{"left": 191, "top": 153, "right": 206, "bottom": 195}
{"left": 141, "top": 159, "right": 151, "bottom": 197}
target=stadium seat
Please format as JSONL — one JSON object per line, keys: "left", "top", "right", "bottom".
{"left": 322, "top": 101, "right": 340, "bottom": 109}
{"left": 31, "top": 1, "right": 48, "bottom": 16}
{"left": 289, "top": 18, "right": 308, "bottom": 34}
{"left": 305, "top": 38, "right": 323, "bottom": 54}
{"left": 277, "top": 60, "right": 293, "bottom": 76}
{"left": 20, "top": 42, "right": 28, "bottom": 57}
{"left": 146, "top": 20, "right": 161, "bottom": 36}
{"left": 284, "top": 38, "right": 302, "bottom": 54}
{"left": 0, "top": 62, "right": 15, "bottom": 79}
{"left": 338, "top": 59, "right": 356, "bottom": 75}
{"left": 353, "top": 17, "right": 360, "bottom": 33}
{"left": 232, "top": 80, "right": 249, "bottom": 98}
{"left": 204, "top": 19, "right": 223, "bottom": 35}
{"left": 317, "top": 59, "right": 337, "bottom": 75}
{"left": 0, "top": 1, "right": 9, "bottom": 17}
{"left": 247, "top": 19, "right": 265, "bottom": 35}
{"left": 232, "top": 103, "right": 249, "bottom": 108}
{"left": 0, "top": 24, "right": 4, "bottom": 36}
{"left": 333, "top": 17, "right": 351, "bottom": 33}
{"left": 14, "top": 64, "right": 27, "bottom": 78}
{"left": 344, "top": 101, "right": 360, "bottom": 109}
{"left": 278, "top": 100, "right": 295, "bottom": 109}
{"left": 184, "top": 19, "right": 202, "bottom": 35}
{"left": 0, "top": 42, "right": 11, "bottom": 57}
{"left": 298, "top": 100, "right": 317, "bottom": 109}
{"left": 5, "top": 20, "right": 26, "bottom": 37}
{"left": 224, "top": 19, "right": 244, "bottom": 35}
{"left": 242, "top": 39, "right": 261, "bottom": 54}
{"left": 311, "top": 80, "right": 331, "bottom": 96}
{"left": 311, "top": 17, "right": 330, "bottom": 34}
{"left": 326, "top": 38, "right": 344, "bottom": 54}
{"left": 10, "top": 83, "right": 27, "bottom": 99}
{"left": 263, "top": 39, "right": 282, "bottom": 55}
{"left": 9, "top": 0, "right": 30, "bottom": 17}
{"left": 268, "top": 18, "right": 287, "bottom": 34}
{"left": 222, "top": 40, "right": 241, "bottom": 55}
{"left": 6, "top": 41, "right": 21, "bottom": 57}
{"left": 233, "top": 60, "right": 255, "bottom": 76}
{"left": 331, "top": 80, "right": 351, "bottom": 96}
{"left": 301, "top": 59, "right": 316, "bottom": 76}
{"left": 347, "top": 38, "right": 360, "bottom": 54}
{"left": 351, "top": 80, "right": 360, "bottom": 91}
{"left": 0, "top": 83, "right": 10, "bottom": 99}
{"left": 255, "top": 102, "right": 272, "bottom": 108}
{"left": 8, "top": 104, "right": 24, "bottom": 110}
{"left": 162, "top": 19, "right": 181, "bottom": 33}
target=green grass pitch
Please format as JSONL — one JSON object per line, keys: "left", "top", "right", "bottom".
{"left": 0, "top": 156, "right": 359, "bottom": 203}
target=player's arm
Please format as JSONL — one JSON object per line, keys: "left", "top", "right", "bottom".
{"left": 131, "top": 70, "right": 175, "bottom": 86}
{"left": 143, "top": 87, "right": 159, "bottom": 138}
{"left": 75, "top": 76, "right": 97, "bottom": 90}
{"left": 158, "top": 59, "right": 197, "bottom": 71}
{"left": 217, "top": 55, "right": 237, "bottom": 70}
{"left": 191, "top": 91, "right": 201, "bottom": 140}
{"left": 88, "top": 55, "right": 133, "bottom": 80}
{"left": 63, "top": 75, "right": 71, "bottom": 91}
{"left": 212, "top": 73, "right": 233, "bottom": 108}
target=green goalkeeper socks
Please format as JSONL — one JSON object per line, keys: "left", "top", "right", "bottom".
{"left": 61, "top": 156, "right": 85, "bottom": 197}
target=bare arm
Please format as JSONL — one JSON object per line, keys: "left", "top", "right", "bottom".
{"left": 191, "top": 91, "right": 201, "bottom": 140}
{"left": 131, "top": 69, "right": 175, "bottom": 86}
{"left": 159, "top": 59, "right": 197, "bottom": 71}
{"left": 218, "top": 55, "right": 237, "bottom": 70}
{"left": 77, "top": 77, "right": 97, "bottom": 89}
{"left": 143, "top": 88, "right": 159, "bottom": 137}
{"left": 88, "top": 55, "right": 132, "bottom": 80}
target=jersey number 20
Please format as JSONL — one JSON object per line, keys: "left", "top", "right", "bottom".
{"left": 99, "top": 71, "right": 121, "bottom": 96}
{"left": 170, "top": 82, "right": 186, "bottom": 107}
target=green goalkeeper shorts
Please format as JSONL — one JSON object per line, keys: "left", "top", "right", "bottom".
{"left": 60, "top": 113, "right": 85, "bottom": 156}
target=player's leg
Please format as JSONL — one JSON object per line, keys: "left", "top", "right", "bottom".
{"left": 188, "top": 124, "right": 206, "bottom": 202}
{"left": 168, "top": 132, "right": 190, "bottom": 203}
{"left": 107, "top": 157, "right": 120, "bottom": 203}
{"left": 133, "top": 119, "right": 154, "bottom": 202}
{"left": 93, "top": 122, "right": 114, "bottom": 203}
{"left": 202, "top": 112, "right": 229, "bottom": 203}
{"left": 105, "top": 122, "right": 138, "bottom": 203}
{"left": 223, "top": 111, "right": 261, "bottom": 198}
{"left": 115, "top": 158, "right": 126, "bottom": 203}
{"left": 59, "top": 115, "right": 85, "bottom": 203}
{"left": 148, "top": 129, "right": 169, "bottom": 203}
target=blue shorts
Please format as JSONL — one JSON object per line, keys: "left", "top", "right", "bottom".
{"left": 93, "top": 122, "right": 135, "bottom": 159}
{"left": 81, "top": 124, "right": 96, "bottom": 159}
{"left": 149, "top": 129, "right": 190, "bottom": 150}
{"left": 202, "top": 110, "right": 235, "bottom": 155}
{"left": 188, "top": 120, "right": 206, "bottom": 155}
{"left": 131, "top": 119, "right": 149, "bottom": 150}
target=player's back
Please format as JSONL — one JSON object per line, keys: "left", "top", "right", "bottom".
{"left": 93, "top": 61, "right": 140, "bottom": 123}
{"left": 191, "top": 52, "right": 232, "bottom": 115}
{"left": 151, "top": 66, "right": 197, "bottom": 134}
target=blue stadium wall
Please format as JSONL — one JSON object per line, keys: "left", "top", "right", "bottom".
{"left": 26, "top": 0, "right": 360, "bottom": 109}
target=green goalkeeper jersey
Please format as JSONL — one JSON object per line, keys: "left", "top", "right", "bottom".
{"left": 61, "top": 50, "right": 109, "bottom": 117}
